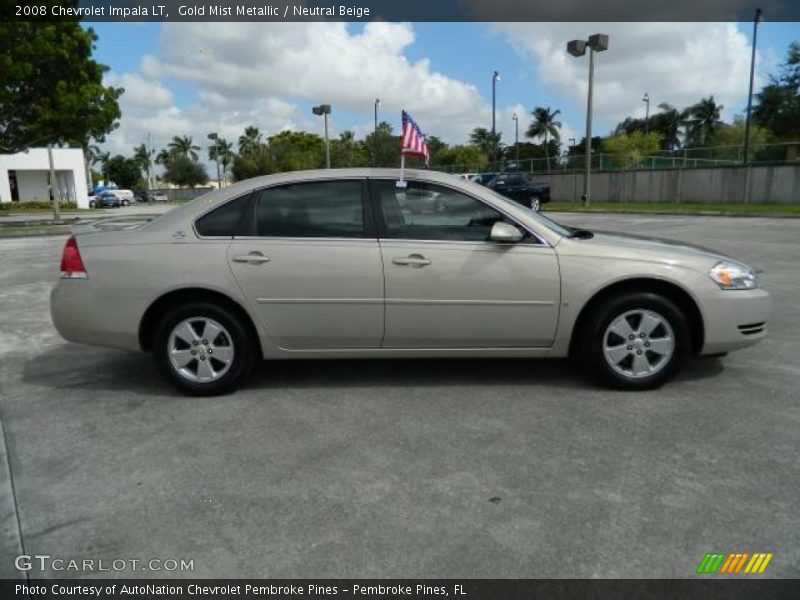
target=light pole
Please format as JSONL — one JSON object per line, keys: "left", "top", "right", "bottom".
{"left": 512, "top": 113, "right": 519, "bottom": 165}
{"left": 743, "top": 8, "right": 764, "bottom": 164}
{"left": 374, "top": 98, "right": 380, "bottom": 134}
{"left": 312, "top": 104, "right": 332, "bottom": 168}
{"left": 492, "top": 70, "right": 500, "bottom": 167}
{"left": 207, "top": 132, "right": 221, "bottom": 189}
{"left": 567, "top": 33, "right": 609, "bottom": 207}
{"left": 642, "top": 93, "right": 650, "bottom": 134}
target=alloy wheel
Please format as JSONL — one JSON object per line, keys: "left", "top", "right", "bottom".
{"left": 602, "top": 309, "right": 675, "bottom": 379}
{"left": 167, "top": 317, "right": 234, "bottom": 383}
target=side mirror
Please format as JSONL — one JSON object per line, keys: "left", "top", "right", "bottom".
{"left": 489, "top": 221, "right": 523, "bottom": 243}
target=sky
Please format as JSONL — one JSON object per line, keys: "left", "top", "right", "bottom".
{"left": 87, "top": 21, "right": 799, "bottom": 164}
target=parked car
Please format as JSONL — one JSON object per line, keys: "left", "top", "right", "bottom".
{"left": 109, "top": 189, "right": 135, "bottom": 204}
{"left": 486, "top": 172, "right": 550, "bottom": 211}
{"left": 51, "top": 168, "right": 770, "bottom": 396}
{"left": 473, "top": 172, "right": 497, "bottom": 186}
{"left": 147, "top": 191, "right": 169, "bottom": 202}
{"left": 88, "top": 192, "right": 121, "bottom": 208}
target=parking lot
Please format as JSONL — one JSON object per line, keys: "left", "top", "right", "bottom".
{"left": 1, "top": 212, "right": 798, "bottom": 579}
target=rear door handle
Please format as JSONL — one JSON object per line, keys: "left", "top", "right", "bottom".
{"left": 232, "top": 252, "right": 271, "bottom": 265}
{"left": 392, "top": 254, "right": 431, "bottom": 267}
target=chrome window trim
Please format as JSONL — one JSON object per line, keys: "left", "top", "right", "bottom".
{"left": 368, "top": 176, "right": 551, "bottom": 247}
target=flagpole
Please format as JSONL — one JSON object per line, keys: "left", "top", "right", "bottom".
{"left": 398, "top": 153, "right": 407, "bottom": 188}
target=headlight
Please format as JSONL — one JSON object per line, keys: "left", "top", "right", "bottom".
{"left": 709, "top": 261, "right": 758, "bottom": 290}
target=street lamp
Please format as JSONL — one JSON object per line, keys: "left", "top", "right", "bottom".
{"left": 642, "top": 93, "right": 650, "bottom": 134}
{"left": 492, "top": 70, "right": 500, "bottom": 167}
{"left": 567, "top": 33, "right": 608, "bottom": 207}
{"left": 374, "top": 98, "right": 380, "bottom": 134}
{"left": 743, "top": 8, "right": 764, "bottom": 164}
{"left": 312, "top": 104, "right": 332, "bottom": 169}
{"left": 511, "top": 113, "right": 519, "bottom": 165}
{"left": 207, "top": 132, "right": 221, "bottom": 189}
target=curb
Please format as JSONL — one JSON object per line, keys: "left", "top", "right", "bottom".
{"left": 0, "top": 412, "right": 25, "bottom": 579}
{"left": 546, "top": 209, "right": 800, "bottom": 219}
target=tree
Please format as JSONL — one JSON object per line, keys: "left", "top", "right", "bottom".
{"left": 683, "top": 96, "right": 723, "bottom": 148}
{"left": 710, "top": 116, "right": 771, "bottom": 160}
{"left": 615, "top": 103, "right": 683, "bottom": 151}
{"left": 210, "top": 138, "right": 235, "bottom": 184}
{"left": 330, "top": 130, "right": 368, "bottom": 168}
{"left": 753, "top": 42, "right": 800, "bottom": 143}
{"left": 238, "top": 126, "right": 263, "bottom": 156}
{"left": 104, "top": 155, "right": 143, "bottom": 189}
{"left": 132, "top": 143, "right": 154, "bottom": 185}
{"left": 163, "top": 155, "right": 209, "bottom": 187}
{"left": 93, "top": 150, "right": 110, "bottom": 183}
{"left": 167, "top": 135, "right": 200, "bottom": 161}
{"left": 526, "top": 106, "right": 562, "bottom": 171}
{"left": 603, "top": 131, "right": 662, "bottom": 168}
{"left": 469, "top": 127, "right": 501, "bottom": 158}
{"left": 365, "top": 121, "right": 400, "bottom": 167}
{"left": 433, "top": 145, "right": 488, "bottom": 171}
{"left": 0, "top": 14, "right": 123, "bottom": 154}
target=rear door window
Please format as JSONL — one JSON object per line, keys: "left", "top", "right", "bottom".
{"left": 254, "top": 180, "right": 366, "bottom": 238}
{"left": 195, "top": 194, "right": 252, "bottom": 237}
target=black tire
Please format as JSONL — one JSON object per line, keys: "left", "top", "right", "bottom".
{"left": 531, "top": 196, "right": 542, "bottom": 212}
{"left": 577, "top": 292, "right": 690, "bottom": 390}
{"left": 153, "top": 301, "right": 255, "bottom": 396}
{"left": 121, "top": 199, "right": 130, "bottom": 206}
{"left": 89, "top": 200, "right": 96, "bottom": 208}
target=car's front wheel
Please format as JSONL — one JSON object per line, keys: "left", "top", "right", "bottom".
{"left": 121, "top": 199, "right": 130, "bottom": 206}
{"left": 153, "top": 302, "right": 254, "bottom": 395}
{"left": 89, "top": 200, "right": 96, "bottom": 208}
{"left": 578, "top": 292, "right": 690, "bottom": 390}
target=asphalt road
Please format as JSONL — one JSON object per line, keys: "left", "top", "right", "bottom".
{"left": 0, "top": 213, "right": 798, "bottom": 579}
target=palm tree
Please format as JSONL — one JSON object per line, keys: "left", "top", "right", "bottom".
{"left": 683, "top": 96, "right": 723, "bottom": 148}
{"left": 155, "top": 148, "right": 172, "bottom": 166}
{"left": 526, "top": 106, "right": 562, "bottom": 172}
{"left": 653, "top": 103, "right": 682, "bottom": 151}
{"left": 209, "top": 138, "right": 235, "bottom": 185}
{"left": 92, "top": 150, "right": 110, "bottom": 184}
{"left": 469, "top": 127, "right": 500, "bottom": 159}
{"left": 167, "top": 135, "right": 200, "bottom": 161}
{"left": 238, "top": 126, "right": 263, "bottom": 156}
{"left": 133, "top": 143, "right": 154, "bottom": 186}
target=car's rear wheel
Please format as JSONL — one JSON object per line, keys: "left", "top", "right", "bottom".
{"left": 531, "top": 196, "right": 541, "bottom": 212}
{"left": 89, "top": 200, "right": 96, "bottom": 208}
{"left": 578, "top": 292, "right": 689, "bottom": 390}
{"left": 154, "top": 302, "right": 254, "bottom": 395}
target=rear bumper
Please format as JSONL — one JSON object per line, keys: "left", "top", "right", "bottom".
{"left": 50, "top": 280, "right": 144, "bottom": 352}
{"left": 700, "top": 287, "right": 772, "bottom": 355}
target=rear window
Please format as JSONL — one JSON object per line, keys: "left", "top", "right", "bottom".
{"left": 194, "top": 194, "right": 251, "bottom": 237}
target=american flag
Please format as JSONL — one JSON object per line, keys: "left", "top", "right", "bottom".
{"left": 400, "top": 110, "right": 430, "bottom": 168}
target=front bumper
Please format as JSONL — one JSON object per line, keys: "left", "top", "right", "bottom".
{"left": 700, "top": 287, "right": 771, "bottom": 355}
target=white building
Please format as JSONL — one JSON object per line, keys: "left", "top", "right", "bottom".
{"left": 0, "top": 148, "right": 90, "bottom": 208}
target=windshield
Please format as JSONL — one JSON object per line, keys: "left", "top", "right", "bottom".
{"left": 480, "top": 186, "right": 573, "bottom": 237}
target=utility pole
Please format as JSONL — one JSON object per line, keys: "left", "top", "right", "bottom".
{"left": 743, "top": 8, "right": 764, "bottom": 164}
{"left": 643, "top": 93, "right": 650, "bottom": 134}
{"left": 48, "top": 144, "right": 60, "bottom": 220}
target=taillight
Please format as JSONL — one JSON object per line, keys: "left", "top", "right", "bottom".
{"left": 60, "top": 235, "right": 88, "bottom": 279}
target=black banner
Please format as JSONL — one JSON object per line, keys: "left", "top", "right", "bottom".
{"left": 3, "top": 580, "right": 800, "bottom": 600}
{"left": 3, "top": 0, "right": 800, "bottom": 23}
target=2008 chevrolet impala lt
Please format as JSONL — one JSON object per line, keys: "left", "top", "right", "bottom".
{"left": 51, "top": 169, "right": 771, "bottom": 395}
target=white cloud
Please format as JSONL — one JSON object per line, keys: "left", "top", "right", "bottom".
{"left": 105, "top": 72, "right": 173, "bottom": 108}
{"left": 494, "top": 22, "right": 756, "bottom": 133}
{"left": 134, "top": 22, "right": 491, "bottom": 142}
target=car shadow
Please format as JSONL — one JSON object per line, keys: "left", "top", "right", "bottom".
{"left": 22, "top": 343, "right": 726, "bottom": 395}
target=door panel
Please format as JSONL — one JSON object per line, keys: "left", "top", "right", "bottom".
{"left": 227, "top": 239, "right": 384, "bottom": 349}
{"left": 381, "top": 240, "right": 560, "bottom": 347}
{"left": 369, "top": 178, "right": 560, "bottom": 348}
{"left": 226, "top": 179, "right": 384, "bottom": 350}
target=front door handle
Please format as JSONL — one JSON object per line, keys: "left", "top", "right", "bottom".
{"left": 392, "top": 254, "right": 431, "bottom": 267}
{"left": 232, "top": 252, "right": 271, "bottom": 265}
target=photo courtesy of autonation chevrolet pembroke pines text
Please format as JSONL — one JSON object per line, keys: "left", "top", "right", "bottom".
{"left": 0, "top": 0, "right": 798, "bottom": 598}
